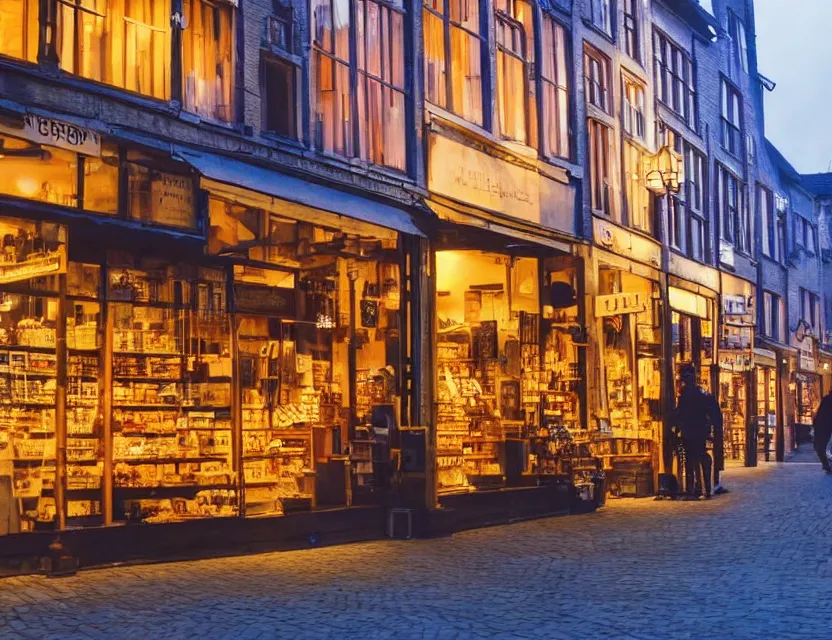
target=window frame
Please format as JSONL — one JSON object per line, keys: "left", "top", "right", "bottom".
{"left": 494, "top": 0, "right": 534, "bottom": 144}
{"left": 622, "top": 140, "right": 651, "bottom": 234}
{"left": 584, "top": 45, "right": 612, "bottom": 115}
{"left": 539, "top": 13, "right": 571, "bottom": 161}
{"left": 621, "top": 73, "right": 645, "bottom": 139}
{"left": 720, "top": 78, "right": 743, "bottom": 157}
{"left": 590, "top": 0, "right": 613, "bottom": 38}
{"left": 623, "top": 0, "right": 640, "bottom": 62}
{"left": 727, "top": 10, "right": 749, "bottom": 74}
{"left": 261, "top": 53, "right": 299, "bottom": 140}
{"left": 589, "top": 118, "right": 613, "bottom": 217}
{"left": 716, "top": 163, "right": 750, "bottom": 254}
{"left": 760, "top": 185, "right": 775, "bottom": 259}
{"left": 763, "top": 290, "right": 781, "bottom": 342}
{"left": 653, "top": 29, "right": 697, "bottom": 129}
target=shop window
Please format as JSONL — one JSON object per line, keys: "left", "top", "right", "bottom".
{"left": 589, "top": 119, "right": 613, "bottom": 218}
{"left": 495, "top": 0, "right": 534, "bottom": 145}
{"left": 584, "top": 46, "right": 611, "bottom": 114}
{"left": 182, "top": 0, "right": 235, "bottom": 123}
{"left": 314, "top": 0, "right": 407, "bottom": 172}
{"left": 263, "top": 55, "right": 298, "bottom": 139}
{"left": 622, "top": 75, "right": 645, "bottom": 139}
{"left": 423, "top": 0, "right": 484, "bottom": 127}
{"left": 126, "top": 151, "right": 195, "bottom": 229}
{"left": 540, "top": 15, "right": 570, "bottom": 160}
{"left": 0, "top": 133, "right": 78, "bottom": 208}
{"left": 55, "top": 0, "right": 170, "bottom": 100}
{"left": 82, "top": 143, "right": 120, "bottom": 215}
{"left": 0, "top": 0, "right": 38, "bottom": 62}
{"left": 623, "top": 142, "right": 650, "bottom": 234}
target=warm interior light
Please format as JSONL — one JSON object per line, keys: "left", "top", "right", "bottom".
{"left": 16, "top": 176, "right": 40, "bottom": 197}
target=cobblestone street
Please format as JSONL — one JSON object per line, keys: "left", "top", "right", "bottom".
{"left": 1, "top": 456, "right": 831, "bottom": 639}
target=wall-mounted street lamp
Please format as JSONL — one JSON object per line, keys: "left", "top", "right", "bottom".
{"left": 645, "top": 145, "right": 684, "bottom": 194}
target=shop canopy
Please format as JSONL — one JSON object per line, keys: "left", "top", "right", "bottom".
{"left": 174, "top": 147, "right": 426, "bottom": 239}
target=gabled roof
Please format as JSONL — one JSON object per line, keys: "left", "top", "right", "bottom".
{"left": 765, "top": 139, "right": 802, "bottom": 184}
{"left": 800, "top": 173, "right": 832, "bottom": 197}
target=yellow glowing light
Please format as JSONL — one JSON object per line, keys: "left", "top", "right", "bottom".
{"left": 16, "top": 177, "right": 40, "bottom": 198}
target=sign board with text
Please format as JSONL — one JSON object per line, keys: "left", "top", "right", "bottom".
{"left": 0, "top": 114, "right": 101, "bottom": 157}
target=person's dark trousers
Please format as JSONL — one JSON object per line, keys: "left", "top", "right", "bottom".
{"left": 684, "top": 439, "right": 711, "bottom": 496}
{"left": 813, "top": 430, "right": 832, "bottom": 471}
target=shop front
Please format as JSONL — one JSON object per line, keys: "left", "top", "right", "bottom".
{"left": 668, "top": 282, "right": 716, "bottom": 394}
{"left": 793, "top": 329, "right": 821, "bottom": 445}
{"left": 718, "top": 274, "right": 756, "bottom": 466}
{"left": 753, "top": 347, "right": 778, "bottom": 462}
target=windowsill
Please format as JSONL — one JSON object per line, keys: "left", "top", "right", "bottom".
{"left": 260, "top": 44, "right": 303, "bottom": 68}
{"left": 180, "top": 111, "right": 236, "bottom": 131}
{"left": 655, "top": 102, "right": 699, "bottom": 137}
{"left": 720, "top": 145, "right": 743, "bottom": 161}
{"left": 668, "top": 247, "right": 711, "bottom": 268}
{"left": 585, "top": 103, "right": 614, "bottom": 123}
{"left": 581, "top": 17, "right": 615, "bottom": 45}
{"left": 621, "top": 130, "right": 649, "bottom": 149}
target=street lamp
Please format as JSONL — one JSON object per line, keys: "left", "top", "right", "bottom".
{"left": 646, "top": 145, "right": 684, "bottom": 194}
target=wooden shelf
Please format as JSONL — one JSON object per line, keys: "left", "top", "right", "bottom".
{"left": 114, "top": 456, "right": 228, "bottom": 465}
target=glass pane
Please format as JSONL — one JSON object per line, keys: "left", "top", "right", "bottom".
{"left": 0, "top": 134, "right": 78, "bottom": 207}
{"left": 450, "top": 26, "right": 483, "bottom": 125}
{"left": 0, "top": 0, "right": 38, "bottom": 62}
{"left": 424, "top": 9, "right": 447, "bottom": 108}
{"left": 182, "top": 0, "right": 234, "bottom": 122}
{"left": 127, "top": 163, "right": 195, "bottom": 229}
{"left": 83, "top": 144, "right": 119, "bottom": 215}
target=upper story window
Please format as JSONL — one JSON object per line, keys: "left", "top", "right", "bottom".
{"left": 661, "top": 125, "right": 707, "bottom": 262}
{"left": 584, "top": 45, "right": 611, "bottom": 114}
{"left": 716, "top": 163, "right": 750, "bottom": 255}
{"left": 653, "top": 30, "right": 696, "bottom": 129}
{"left": 0, "top": 0, "right": 38, "bottom": 62}
{"left": 623, "top": 0, "right": 640, "bottom": 62}
{"left": 763, "top": 291, "right": 784, "bottom": 342}
{"left": 623, "top": 142, "right": 650, "bottom": 233}
{"left": 727, "top": 10, "right": 749, "bottom": 75}
{"left": 423, "top": 0, "right": 484, "bottom": 127}
{"left": 795, "top": 215, "right": 817, "bottom": 254}
{"left": 495, "top": 0, "right": 534, "bottom": 144}
{"left": 760, "top": 186, "right": 776, "bottom": 259}
{"left": 801, "top": 287, "right": 821, "bottom": 334}
{"left": 313, "top": 0, "right": 407, "bottom": 172}
{"left": 589, "top": 119, "right": 613, "bottom": 218}
{"left": 720, "top": 79, "right": 742, "bottom": 157}
{"left": 590, "top": 0, "right": 613, "bottom": 38}
{"left": 622, "top": 75, "right": 645, "bottom": 139}
{"left": 182, "top": 0, "right": 235, "bottom": 123}
{"left": 540, "top": 15, "right": 570, "bottom": 160}
{"left": 55, "top": 0, "right": 171, "bottom": 101}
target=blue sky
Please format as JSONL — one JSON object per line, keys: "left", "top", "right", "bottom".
{"left": 754, "top": 0, "right": 832, "bottom": 174}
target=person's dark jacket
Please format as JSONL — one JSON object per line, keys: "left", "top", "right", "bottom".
{"left": 674, "top": 384, "right": 722, "bottom": 444}
{"left": 813, "top": 393, "right": 832, "bottom": 445}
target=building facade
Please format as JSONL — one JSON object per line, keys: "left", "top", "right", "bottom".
{"left": 0, "top": 0, "right": 827, "bottom": 560}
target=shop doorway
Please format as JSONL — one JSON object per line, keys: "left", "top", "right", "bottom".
{"left": 755, "top": 365, "right": 777, "bottom": 461}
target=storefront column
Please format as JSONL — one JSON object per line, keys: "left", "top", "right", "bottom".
{"left": 660, "top": 274, "right": 674, "bottom": 476}
{"left": 424, "top": 241, "right": 437, "bottom": 509}
{"left": 101, "top": 297, "right": 114, "bottom": 525}
{"left": 55, "top": 273, "right": 68, "bottom": 530}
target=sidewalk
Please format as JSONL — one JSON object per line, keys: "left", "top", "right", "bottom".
{"left": 787, "top": 443, "right": 821, "bottom": 464}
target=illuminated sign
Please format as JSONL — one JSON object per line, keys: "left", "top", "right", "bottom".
{"left": 595, "top": 292, "right": 648, "bottom": 318}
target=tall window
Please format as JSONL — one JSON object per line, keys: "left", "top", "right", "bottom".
{"left": 716, "top": 164, "right": 749, "bottom": 254}
{"left": 263, "top": 56, "right": 298, "bottom": 138}
{"left": 540, "top": 15, "right": 569, "bottom": 159}
{"left": 0, "top": 0, "right": 38, "bottom": 62}
{"left": 182, "top": 0, "right": 234, "bottom": 122}
{"left": 623, "top": 0, "right": 640, "bottom": 61}
{"left": 313, "top": 0, "right": 407, "bottom": 172}
{"left": 584, "top": 46, "right": 611, "bottom": 114}
{"left": 653, "top": 31, "right": 696, "bottom": 128}
{"left": 495, "top": 0, "right": 534, "bottom": 144}
{"left": 623, "top": 142, "right": 650, "bottom": 233}
{"left": 760, "top": 186, "right": 775, "bottom": 259}
{"left": 55, "top": 0, "right": 170, "bottom": 100}
{"left": 721, "top": 79, "right": 742, "bottom": 156}
{"left": 622, "top": 75, "right": 645, "bottom": 139}
{"left": 801, "top": 288, "right": 821, "bottom": 334}
{"left": 794, "top": 215, "right": 817, "bottom": 254}
{"left": 763, "top": 291, "right": 783, "bottom": 341}
{"left": 589, "top": 120, "right": 612, "bottom": 217}
{"left": 728, "top": 10, "right": 749, "bottom": 74}
{"left": 686, "top": 144, "right": 706, "bottom": 262}
{"left": 590, "top": 0, "right": 612, "bottom": 37}
{"left": 423, "top": 0, "right": 484, "bottom": 126}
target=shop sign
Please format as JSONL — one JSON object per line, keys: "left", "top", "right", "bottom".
{"left": 753, "top": 347, "right": 777, "bottom": 367}
{"left": 427, "top": 133, "right": 540, "bottom": 224}
{"left": 150, "top": 172, "right": 195, "bottom": 228}
{"left": 719, "top": 353, "right": 753, "bottom": 372}
{"left": 0, "top": 114, "right": 101, "bottom": 157}
{"left": 593, "top": 218, "right": 661, "bottom": 268}
{"left": 234, "top": 284, "right": 296, "bottom": 317}
{"left": 595, "top": 292, "right": 648, "bottom": 318}
{"left": 719, "top": 240, "right": 735, "bottom": 268}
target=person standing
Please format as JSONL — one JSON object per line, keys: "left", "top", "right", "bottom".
{"left": 673, "top": 364, "right": 713, "bottom": 498}
{"left": 812, "top": 391, "right": 832, "bottom": 474}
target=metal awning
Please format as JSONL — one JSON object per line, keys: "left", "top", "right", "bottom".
{"left": 174, "top": 147, "right": 426, "bottom": 238}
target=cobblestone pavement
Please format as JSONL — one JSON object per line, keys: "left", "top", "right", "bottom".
{"left": 1, "top": 460, "right": 831, "bottom": 640}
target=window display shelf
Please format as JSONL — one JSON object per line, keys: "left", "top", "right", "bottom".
{"left": 0, "top": 344, "right": 55, "bottom": 354}
{"left": 113, "top": 350, "right": 183, "bottom": 358}
{"left": 114, "top": 456, "right": 229, "bottom": 465}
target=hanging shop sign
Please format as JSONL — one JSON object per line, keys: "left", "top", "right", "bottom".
{"left": 427, "top": 132, "right": 540, "bottom": 224}
{"left": 0, "top": 217, "right": 67, "bottom": 284}
{"left": 595, "top": 292, "right": 648, "bottom": 318}
{"left": 0, "top": 114, "right": 101, "bottom": 157}
{"left": 234, "top": 284, "right": 296, "bottom": 317}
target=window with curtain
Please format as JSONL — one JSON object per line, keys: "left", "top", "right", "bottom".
{"left": 495, "top": 0, "right": 534, "bottom": 144}
{"left": 589, "top": 119, "right": 612, "bottom": 218}
{"left": 622, "top": 75, "right": 645, "bottom": 139}
{"left": 716, "top": 164, "right": 749, "bottom": 253}
{"left": 182, "top": 0, "right": 235, "bottom": 123}
{"left": 0, "top": 0, "right": 39, "bottom": 62}
{"left": 314, "top": 0, "right": 407, "bottom": 171}
{"left": 423, "top": 0, "right": 484, "bottom": 126}
{"left": 584, "top": 45, "right": 610, "bottom": 114}
{"left": 540, "top": 15, "right": 569, "bottom": 160}
{"left": 55, "top": 0, "right": 171, "bottom": 100}
{"left": 623, "top": 142, "right": 650, "bottom": 234}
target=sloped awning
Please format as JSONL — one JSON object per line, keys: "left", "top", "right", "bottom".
{"left": 174, "top": 147, "right": 426, "bottom": 238}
